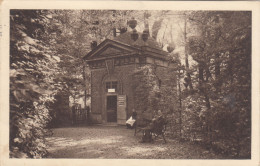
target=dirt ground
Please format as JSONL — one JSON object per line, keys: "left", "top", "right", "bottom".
{"left": 46, "top": 125, "right": 225, "bottom": 159}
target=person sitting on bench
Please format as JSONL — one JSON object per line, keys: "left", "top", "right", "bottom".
{"left": 149, "top": 110, "right": 163, "bottom": 130}
{"left": 141, "top": 110, "right": 166, "bottom": 143}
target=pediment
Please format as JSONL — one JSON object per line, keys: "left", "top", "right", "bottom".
{"left": 84, "top": 39, "right": 139, "bottom": 60}
{"left": 97, "top": 45, "right": 131, "bottom": 57}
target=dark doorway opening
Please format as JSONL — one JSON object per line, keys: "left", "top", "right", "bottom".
{"left": 107, "top": 95, "right": 117, "bottom": 122}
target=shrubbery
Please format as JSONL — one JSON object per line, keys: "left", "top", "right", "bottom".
{"left": 10, "top": 98, "right": 53, "bottom": 158}
{"left": 10, "top": 10, "right": 57, "bottom": 158}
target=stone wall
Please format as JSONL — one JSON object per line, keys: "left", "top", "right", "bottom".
{"left": 90, "top": 68, "right": 106, "bottom": 123}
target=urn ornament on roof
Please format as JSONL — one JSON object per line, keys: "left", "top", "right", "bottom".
{"left": 142, "top": 28, "right": 149, "bottom": 42}
{"left": 128, "top": 17, "right": 137, "bottom": 29}
{"left": 131, "top": 29, "right": 139, "bottom": 41}
{"left": 167, "top": 42, "right": 176, "bottom": 53}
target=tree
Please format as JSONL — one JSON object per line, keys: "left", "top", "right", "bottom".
{"left": 184, "top": 11, "right": 251, "bottom": 157}
{"left": 132, "top": 65, "right": 160, "bottom": 120}
{"left": 10, "top": 10, "right": 59, "bottom": 158}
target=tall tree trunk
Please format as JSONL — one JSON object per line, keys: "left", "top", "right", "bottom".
{"left": 184, "top": 15, "right": 193, "bottom": 90}
{"left": 177, "top": 68, "right": 183, "bottom": 139}
{"left": 198, "top": 61, "right": 212, "bottom": 145}
{"left": 204, "top": 63, "right": 212, "bottom": 145}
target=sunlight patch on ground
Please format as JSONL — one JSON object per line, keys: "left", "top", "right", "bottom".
{"left": 76, "top": 148, "right": 104, "bottom": 156}
{"left": 120, "top": 146, "right": 166, "bottom": 156}
{"left": 79, "top": 136, "right": 123, "bottom": 144}
{"left": 46, "top": 137, "right": 78, "bottom": 151}
{"left": 46, "top": 136, "right": 123, "bottom": 151}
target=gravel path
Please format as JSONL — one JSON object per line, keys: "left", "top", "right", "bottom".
{"left": 46, "top": 125, "right": 225, "bottom": 159}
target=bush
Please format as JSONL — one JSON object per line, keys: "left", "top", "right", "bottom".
{"left": 10, "top": 97, "right": 52, "bottom": 158}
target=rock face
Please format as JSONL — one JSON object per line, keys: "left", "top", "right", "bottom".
{"left": 84, "top": 33, "right": 178, "bottom": 124}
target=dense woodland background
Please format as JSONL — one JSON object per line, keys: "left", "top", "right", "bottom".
{"left": 9, "top": 10, "right": 251, "bottom": 158}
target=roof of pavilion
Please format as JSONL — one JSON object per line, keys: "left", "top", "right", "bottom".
{"left": 84, "top": 31, "right": 169, "bottom": 61}
{"left": 112, "top": 31, "right": 162, "bottom": 50}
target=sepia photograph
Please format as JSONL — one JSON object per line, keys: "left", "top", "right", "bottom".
{"left": 1, "top": 1, "right": 260, "bottom": 166}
